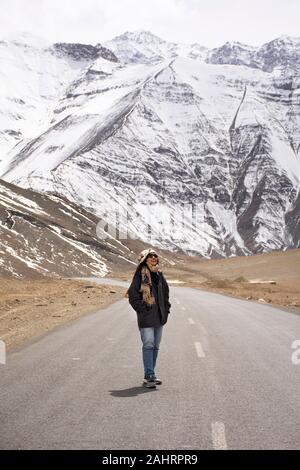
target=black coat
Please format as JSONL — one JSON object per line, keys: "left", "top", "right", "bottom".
{"left": 128, "top": 269, "right": 171, "bottom": 328}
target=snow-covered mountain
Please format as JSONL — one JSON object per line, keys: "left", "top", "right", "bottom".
{"left": 0, "top": 31, "right": 299, "bottom": 258}
{"left": 0, "top": 32, "right": 118, "bottom": 161}
{"left": 0, "top": 178, "right": 138, "bottom": 278}
{"left": 104, "top": 31, "right": 300, "bottom": 72}
{"left": 103, "top": 30, "right": 208, "bottom": 64}
{"left": 208, "top": 35, "right": 300, "bottom": 72}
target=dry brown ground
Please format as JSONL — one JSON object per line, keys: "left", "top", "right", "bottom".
{"left": 0, "top": 278, "right": 126, "bottom": 351}
{"left": 1, "top": 248, "right": 299, "bottom": 352}
{"left": 109, "top": 248, "right": 300, "bottom": 313}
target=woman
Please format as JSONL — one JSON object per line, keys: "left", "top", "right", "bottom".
{"left": 127, "top": 248, "right": 171, "bottom": 389}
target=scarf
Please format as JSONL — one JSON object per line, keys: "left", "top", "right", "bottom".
{"left": 139, "top": 264, "right": 161, "bottom": 305}
{"left": 125, "top": 263, "right": 161, "bottom": 304}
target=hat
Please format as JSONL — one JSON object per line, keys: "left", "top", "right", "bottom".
{"left": 137, "top": 248, "right": 159, "bottom": 266}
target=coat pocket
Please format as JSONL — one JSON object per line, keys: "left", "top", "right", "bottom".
{"left": 138, "top": 303, "right": 151, "bottom": 316}
{"left": 137, "top": 306, "right": 154, "bottom": 328}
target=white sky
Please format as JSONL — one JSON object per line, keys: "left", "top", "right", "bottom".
{"left": 0, "top": 0, "right": 299, "bottom": 48}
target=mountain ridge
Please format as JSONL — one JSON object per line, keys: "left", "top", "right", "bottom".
{"left": 0, "top": 30, "right": 299, "bottom": 258}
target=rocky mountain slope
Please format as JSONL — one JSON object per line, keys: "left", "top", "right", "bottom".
{"left": 0, "top": 31, "right": 299, "bottom": 258}
{"left": 0, "top": 178, "right": 137, "bottom": 278}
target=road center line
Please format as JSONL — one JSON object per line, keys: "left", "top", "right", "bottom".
{"left": 194, "top": 341, "right": 205, "bottom": 358}
{"left": 198, "top": 321, "right": 208, "bottom": 336}
{"left": 188, "top": 318, "right": 195, "bottom": 324}
{"left": 211, "top": 422, "right": 228, "bottom": 450}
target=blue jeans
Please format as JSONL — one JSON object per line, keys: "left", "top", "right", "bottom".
{"left": 139, "top": 326, "right": 163, "bottom": 379}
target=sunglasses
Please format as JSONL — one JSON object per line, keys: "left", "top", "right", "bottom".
{"left": 147, "top": 254, "right": 158, "bottom": 259}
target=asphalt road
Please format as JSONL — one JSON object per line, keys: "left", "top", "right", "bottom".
{"left": 0, "top": 279, "right": 300, "bottom": 450}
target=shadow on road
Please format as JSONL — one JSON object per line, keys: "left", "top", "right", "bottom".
{"left": 109, "top": 387, "right": 158, "bottom": 397}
